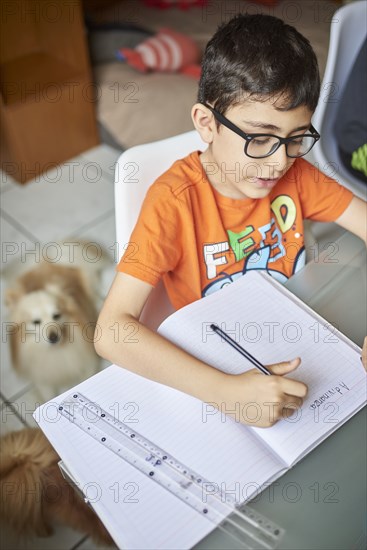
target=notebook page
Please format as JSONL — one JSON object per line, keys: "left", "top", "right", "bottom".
{"left": 158, "top": 271, "right": 366, "bottom": 467}
{"left": 36, "top": 403, "right": 193, "bottom": 550}
{"left": 34, "top": 364, "right": 284, "bottom": 550}
{"left": 34, "top": 371, "right": 214, "bottom": 550}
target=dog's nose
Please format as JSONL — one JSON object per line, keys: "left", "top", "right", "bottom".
{"left": 48, "top": 331, "right": 60, "bottom": 344}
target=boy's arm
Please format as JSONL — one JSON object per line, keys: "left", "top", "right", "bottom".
{"left": 94, "top": 272, "right": 308, "bottom": 428}
{"left": 335, "top": 196, "right": 367, "bottom": 245}
{"left": 362, "top": 337, "right": 367, "bottom": 371}
{"left": 94, "top": 272, "right": 224, "bottom": 403}
{"left": 336, "top": 196, "right": 367, "bottom": 371}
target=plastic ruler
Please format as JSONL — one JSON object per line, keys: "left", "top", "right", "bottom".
{"left": 59, "top": 392, "right": 285, "bottom": 549}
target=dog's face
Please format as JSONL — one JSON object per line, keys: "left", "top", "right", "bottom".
{"left": 10, "top": 285, "right": 67, "bottom": 346}
{"left": 5, "top": 270, "right": 99, "bottom": 388}
{"left": 16, "top": 290, "right": 65, "bottom": 344}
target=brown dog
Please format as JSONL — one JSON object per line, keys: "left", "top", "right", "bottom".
{"left": 0, "top": 427, "right": 115, "bottom": 546}
{"left": 4, "top": 241, "right": 109, "bottom": 402}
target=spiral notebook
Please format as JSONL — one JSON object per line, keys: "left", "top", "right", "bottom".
{"left": 34, "top": 272, "right": 367, "bottom": 550}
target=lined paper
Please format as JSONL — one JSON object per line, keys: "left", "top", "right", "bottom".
{"left": 35, "top": 364, "right": 283, "bottom": 550}
{"left": 158, "top": 271, "right": 367, "bottom": 465}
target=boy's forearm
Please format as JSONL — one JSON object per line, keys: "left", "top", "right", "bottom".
{"left": 94, "top": 314, "right": 225, "bottom": 404}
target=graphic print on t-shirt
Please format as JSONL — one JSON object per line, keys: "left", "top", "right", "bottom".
{"left": 116, "top": 151, "right": 353, "bottom": 311}
{"left": 202, "top": 194, "right": 305, "bottom": 297}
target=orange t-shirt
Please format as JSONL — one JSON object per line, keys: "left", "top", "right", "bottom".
{"left": 117, "top": 151, "right": 353, "bottom": 310}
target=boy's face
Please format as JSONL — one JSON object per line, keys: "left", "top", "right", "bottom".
{"left": 199, "top": 99, "right": 314, "bottom": 200}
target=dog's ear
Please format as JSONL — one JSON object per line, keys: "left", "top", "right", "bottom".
{"left": 4, "top": 286, "right": 22, "bottom": 309}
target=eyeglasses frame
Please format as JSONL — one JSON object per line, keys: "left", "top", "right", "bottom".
{"left": 202, "top": 102, "right": 321, "bottom": 159}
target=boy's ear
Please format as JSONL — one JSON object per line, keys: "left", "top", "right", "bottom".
{"left": 191, "top": 103, "right": 216, "bottom": 144}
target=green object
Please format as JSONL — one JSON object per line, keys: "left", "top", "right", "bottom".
{"left": 227, "top": 227, "right": 255, "bottom": 261}
{"left": 351, "top": 143, "right": 367, "bottom": 176}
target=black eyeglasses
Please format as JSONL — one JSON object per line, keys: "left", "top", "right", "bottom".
{"left": 203, "top": 103, "right": 320, "bottom": 159}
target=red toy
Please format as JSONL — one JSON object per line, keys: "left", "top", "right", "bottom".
{"left": 117, "top": 28, "right": 201, "bottom": 79}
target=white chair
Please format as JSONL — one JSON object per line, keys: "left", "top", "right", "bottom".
{"left": 114, "top": 130, "right": 206, "bottom": 330}
{"left": 312, "top": 0, "right": 367, "bottom": 199}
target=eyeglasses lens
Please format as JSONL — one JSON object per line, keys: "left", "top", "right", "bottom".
{"left": 247, "top": 135, "right": 316, "bottom": 158}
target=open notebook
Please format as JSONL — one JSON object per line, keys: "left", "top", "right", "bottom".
{"left": 34, "top": 272, "right": 366, "bottom": 550}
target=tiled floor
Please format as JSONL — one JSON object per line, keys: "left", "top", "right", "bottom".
{"left": 0, "top": 144, "right": 123, "bottom": 550}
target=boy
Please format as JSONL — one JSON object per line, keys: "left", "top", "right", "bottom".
{"left": 95, "top": 14, "right": 367, "bottom": 428}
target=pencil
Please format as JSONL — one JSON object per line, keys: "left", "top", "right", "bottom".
{"left": 210, "top": 323, "right": 271, "bottom": 375}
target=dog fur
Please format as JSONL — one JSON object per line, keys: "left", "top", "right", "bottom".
{"left": 4, "top": 241, "right": 110, "bottom": 402}
{"left": 0, "top": 427, "right": 115, "bottom": 546}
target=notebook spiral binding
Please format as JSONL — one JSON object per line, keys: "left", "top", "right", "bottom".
{"left": 59, "top": 392, "right": 285, "bottom": 550}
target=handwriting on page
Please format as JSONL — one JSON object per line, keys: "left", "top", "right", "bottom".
{"left": 309, "top": 381, "right": 350, "bottom": 410}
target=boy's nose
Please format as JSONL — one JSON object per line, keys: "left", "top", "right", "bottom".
{"left": 267, "top": 144, "right": 289, "bottom": 174}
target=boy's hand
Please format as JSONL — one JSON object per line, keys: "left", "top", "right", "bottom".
{"left": 210, "top": 358, "right": 307, "bottom": 428}
{"left": 362, "top": 336, "right": 367, "bottom": 371}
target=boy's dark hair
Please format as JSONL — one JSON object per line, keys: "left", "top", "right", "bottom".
{"left": 198, "top": 14, "right": 320, "bottom": 117}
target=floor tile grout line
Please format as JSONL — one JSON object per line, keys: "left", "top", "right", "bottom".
{"left": 0, "top": 157, "right": 115, "bottom": 194}
{"left": 0, "top": 154, "right": 106, "bottom": 184}
{"left": 1, "top": 386, "right": 49, "bottom": 429}
{"left": 64, "top": 152, "right": 119, "bottom": 183}
{"left": 1, "top": 206, "right": 115, "bottom": 255}
{"left": 0, "top": 383, "right": 34, "bottom": 405}
{"left": 64, "top": 209, "right": 116, "bottom": 241}
{"left": 69, "top": 534, "right": 88, "bottom": 550}
{"left": 0, "top": 147, "right": 119, "bottom": 190}
{"left": 0, "top": 390, "right": 29, "bottom": 427}
{"left": 0, "top": 208, "right": 39, "bottom": 243}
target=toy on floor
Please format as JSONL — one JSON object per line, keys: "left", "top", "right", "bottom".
{"left": 0, "top": 427, "right": 114, "bottom": 545}
{"left": 116, "top": 27, "right": 202, "bottom": 79}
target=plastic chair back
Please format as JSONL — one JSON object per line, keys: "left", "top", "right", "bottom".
{"left": 312, "top": 0, "right": 367, "bottom": 198}
{"left": 114, "top": 130, "right": 206, "bottom": 329}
